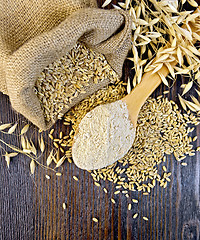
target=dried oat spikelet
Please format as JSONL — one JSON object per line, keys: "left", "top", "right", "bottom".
{"left": 182, "top": 81, "right": 193, "bottom": 96}
{"left": 7, "top": 122, "right": 18, "bottom": 134}
{"left": 30, "top": 139, "right": 37, "bottom": 156}
{"left": 178, "top": 94, "right": 187, "bottom": 111}
{"left": 4, "top": 152, "right": 10, "bottom": 168}
{"left": 39, "top": 135, "right": 45, "bottom": 153}
{"left": 157, "top": 72, "right": 169, "bottom": 87}
{"left": 22, "top": 137, "right": 32, "bottom": 154}
{"left": 127, "top": 77, "right": 131, "bottom": 94}
{"left": 55, "top": 155, "right": 66, "bottom": 168}
{"left": 102, "top": 0, "right": 112, "bottom": 8}
{"left": 20, "top": 124, "right": 29, "bottom": 135}
{"left": 30, "top": 160, "right": 36, "bottom": 174}
{"left": 184, "top": 99, "right": 200, "bottom": 112}
{"left": 4, "top": 152, "right": 19, "bottom": 168}
{"left": 4, "top": 152, "right": 18, "bottom": 157}
{"left": 21, "top": 135, "right": 27, "bottom": 150}
{"left": 47, "top": 149, "right": 54, "bottom": 166}
{"left": 0, "top": 123, "right": 12, "bottom": 131}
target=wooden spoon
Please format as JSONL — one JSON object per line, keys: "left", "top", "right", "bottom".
{"left": 72, "top": 61, "right": 177, "bottom": 170}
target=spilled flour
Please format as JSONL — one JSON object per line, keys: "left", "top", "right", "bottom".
{"left": 72, "top": 100, "right": 135, "bottom": 170}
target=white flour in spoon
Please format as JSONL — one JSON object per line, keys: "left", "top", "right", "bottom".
{"left": 72, "top": 100, "right": 135, "bottom": 170}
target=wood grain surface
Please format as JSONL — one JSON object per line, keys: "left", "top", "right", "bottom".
{"left": 0, "top": 1, "right": 200, "bottom": 239}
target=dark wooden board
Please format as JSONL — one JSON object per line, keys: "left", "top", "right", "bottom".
{"left": 0, "top": 1, "right": 200, "bottom": 239}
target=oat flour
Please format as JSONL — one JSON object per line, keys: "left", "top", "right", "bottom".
{"left": 72, "top": 100, "right": 135, "bottom": 170}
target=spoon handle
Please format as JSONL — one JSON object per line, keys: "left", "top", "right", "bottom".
{"left": 122, "top": 61, "right": 176, "bottom": 128}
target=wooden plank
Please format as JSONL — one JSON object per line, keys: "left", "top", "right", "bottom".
{"left": 0, "top": 1, "right": 200, "bottom": 239}
{"left": 0, "top": 80, "right": 200, "bottom": 240}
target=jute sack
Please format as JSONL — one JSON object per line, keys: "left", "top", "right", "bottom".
{"left": 0, "top": 0, "right": 132, "bottom": 130}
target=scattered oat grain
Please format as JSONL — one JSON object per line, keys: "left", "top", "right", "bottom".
{"left": 133, "top": 213, "right": 138, "bottom": 219}
{"left": 128, "top": 203, "right": 132, "bottom": 210}
{"left": 56, "top": 172, "right": 62, "bottom": 176}
{"left": 181, "top": 162, "right": 188, "bottom": 166}
{"left": 92, "top": 217, "right": 98, "bottom": 223}
{"left": 63, "top": 203, "right": 66, "bottom": 210}
{"left": 73, "top": 176, "right": 79, "bottom": 181}
{"left": 103, "top": 188, "right": 108, "bottom": 193}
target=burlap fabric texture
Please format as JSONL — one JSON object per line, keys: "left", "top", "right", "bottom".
{"left": 0, "top": 0, "right": 132, "bottom": 130}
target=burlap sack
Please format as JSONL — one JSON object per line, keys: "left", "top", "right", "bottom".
{"left": 0, "top": 0, "right": 132, "bottom": 130}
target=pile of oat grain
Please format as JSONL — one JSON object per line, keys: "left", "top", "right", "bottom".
{"left": 52, "top": 88, "right": 199, "bottom": 196}
{"left": 34, "top": 43, "right": 119, "bottom": 122}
